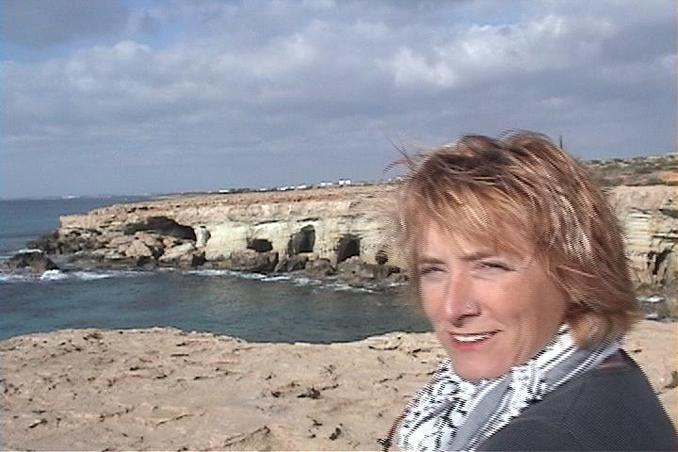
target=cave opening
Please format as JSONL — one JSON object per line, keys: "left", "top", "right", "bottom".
{"left": 247, "top": 238, "right": 273, "bottom": 253}
{"left": 287, "top": 225, "right": 315, "bottom": 255}
{"left": 651, "top": 248, "right": 673, "bottom": 277}
{"left": 336, "top": 234, "right": 360, "bottom": 263}
{"left": 123, "top": 216, "right": 196, "bottom": 240}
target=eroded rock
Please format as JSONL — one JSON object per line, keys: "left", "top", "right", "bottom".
{"left": 639, "top": 296, "right": 671, "bottom": 320}
{"left": 225, "top": 250, "right": 279, "bottom": 273}
{"left": 304, "top": 258, "right": 336, "bottom": 278}
{"left": 123, "top": 216, "right": 196, "bottom": 240}
{"left": 274, "top": 255, "right": 309, "bottom": 273}
{"left": 3, "top": 251, "right": 59, "bottom": 273}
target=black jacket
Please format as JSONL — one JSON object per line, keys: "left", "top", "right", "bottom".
{"left": 479, "top": 350, "right": 677, "bottom": 451}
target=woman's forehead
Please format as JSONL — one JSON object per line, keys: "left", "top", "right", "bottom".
{"left": 415, "top": 220, "right": 533, "bottom": 258}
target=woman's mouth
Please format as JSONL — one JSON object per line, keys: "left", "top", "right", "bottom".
{"left": 449, "top": 331, "right": 498, "bottom": 349}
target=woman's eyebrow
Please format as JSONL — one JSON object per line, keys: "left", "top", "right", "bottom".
{"left": 416, "top": 255, "right": 446, "bottom": 264}
{"left": 416, "top": 251, "right": 499, "bottom": 264}
{"left": 458, "top": 251, "right": 496, "bottom": 262}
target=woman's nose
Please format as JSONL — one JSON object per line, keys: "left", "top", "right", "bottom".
{"left": 442, "top": 272, "right": 479, "bottom": 323}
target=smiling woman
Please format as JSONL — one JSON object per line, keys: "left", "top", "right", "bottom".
{"left": 417, "top": 225, "right": 568, "bottom": 381}
{"left": 386, "top": 131, "right": 676, "bottom": 451}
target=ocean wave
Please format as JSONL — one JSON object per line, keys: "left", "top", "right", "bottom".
{"left": 183, "top": 268, "right": 374, "bottom": 293}
{"left": 185, "top": 269, "right": 233, "bottom": 277}
{"left": 234, "top": 272, "right": 269, "bottom": 280}
{"left": 191, "top": 270, "right": 272, "bottom": 281}
{"left": 260, "top": 275, "right": 292, "bottom": 282}
{"left": 0, "top": 248, "right": 43, "bottom": 261}
{"left": 40, "top": 269, "right": 68, "bottom": 281}
{"left": 325, "top": 281, "right": 375, "bottom": 293}
{"left": 0, "top": 269, "right": 147, "bottom": 284}
{"left": 70, "top": 270, "right": 146, "bottom": 280}
{"left": 291, "top": 276, "right": 322, "bottom": 287}
{"left": 71, "top": 271, "right": 115, "bottom": 281}
{"left": 0, "top": 273, "right": 32, "bottom": 283}
{"left": 15, "top": 248, "right": 45, "bottom": 254}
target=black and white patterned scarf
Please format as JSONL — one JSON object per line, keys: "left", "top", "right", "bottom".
{"left": 397, "top": 326, "right": 619, "bottom": 451}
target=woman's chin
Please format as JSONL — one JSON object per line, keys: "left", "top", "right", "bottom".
{"left": 453, "top": 363, "right": 508, "bottom": 381}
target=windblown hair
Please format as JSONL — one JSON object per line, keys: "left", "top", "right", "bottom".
{"left": 394, "top": 130, "right": 639, "bottom": 347}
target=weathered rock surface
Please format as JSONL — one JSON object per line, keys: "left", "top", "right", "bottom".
{"left": 638, "top": 296, "right": 672, "bottom": 321}
{"left": 2, "top": 251, "right": 59, "bottom": 273}
{"left": 274, "top": 254, "right": 309, "bottom": 273}
{"left": 123, "top": 216, "right": 197, "bottom": 240}
{"left": 1, "top": 320, "right": 675, "bottom": 451}
{"left": 12, "top": 184, "right": 677, "bottom": 304}
{"left": 223, "top": 250, "right": 279, "bottom": 273}
{"left": 304, "top": 257, "right": 337, "bottom": 277}
{"left": 608, "top": 186, "right": 677, "bottom": 302}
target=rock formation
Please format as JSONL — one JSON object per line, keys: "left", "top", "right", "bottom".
{"left": 26, "top": 186, "right": 403, "bottom": 288}
{"left": 18, "top": 184, "right": 678, "bottom": 305}
{"left": 2, "top": 251, "right": 59, "bottom": 273}
{"left": 608, "top": 186, "right": 676, "bottom": 303}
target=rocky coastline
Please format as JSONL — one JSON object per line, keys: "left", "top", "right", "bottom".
{"left": 4, "top": 183, "right": 677, "bottom": 316}
{"left": 6, "top": 185, "right": 408, "bottom": 291}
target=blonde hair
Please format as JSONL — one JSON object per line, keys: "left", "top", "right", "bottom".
{"left": 394, "top": 130, "right": 639, "bottom": 347}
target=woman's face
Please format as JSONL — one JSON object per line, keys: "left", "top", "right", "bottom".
{"left": 417, "top": 224, "right": 568, "bottom": 381}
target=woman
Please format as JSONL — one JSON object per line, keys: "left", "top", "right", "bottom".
{"left": 389, "top": 131, "right": 676, "bottom": 451}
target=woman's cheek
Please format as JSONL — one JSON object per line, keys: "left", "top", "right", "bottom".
{"left": 420, "top": 281, "right": 444, "bottom": 323}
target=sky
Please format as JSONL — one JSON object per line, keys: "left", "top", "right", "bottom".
{"left": 1, "top": 0, "right": 675, "bottom": 198}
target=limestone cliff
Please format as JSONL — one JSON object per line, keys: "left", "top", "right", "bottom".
{"left": 37, "top": 184, "right": 676, "bottom": 300}
{"left": 608, "top": 186, "right": 676, "bottom": 298}
{"left": 52, "top": 186, "right": 398, "bottom": 278}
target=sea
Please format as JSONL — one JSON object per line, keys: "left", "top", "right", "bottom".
{"left": 0, "top": 196, "right": 429, "bottom": 342}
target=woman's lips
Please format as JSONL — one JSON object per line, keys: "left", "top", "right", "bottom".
{"left": 448, "top": 331, "right": 498, "bottom": 350}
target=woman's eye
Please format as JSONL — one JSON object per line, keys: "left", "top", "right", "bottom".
{"left": 477, "top": 261, "right": 511, "bottom": 272}
{"left": 419, "top": 265, "right": 444, "bottom": 275}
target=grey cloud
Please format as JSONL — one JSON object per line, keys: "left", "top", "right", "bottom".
{"left": 1, "top": 0, "right": 128, "bottom": 48}
{"left": 1, "top": 0, "right": 674, "bottom": 197}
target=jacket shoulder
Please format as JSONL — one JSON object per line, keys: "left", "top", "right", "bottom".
{"left": 480, "top": 352, "right": 677, "bottom": 451}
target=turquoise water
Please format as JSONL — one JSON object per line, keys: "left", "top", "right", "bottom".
{"left": 0, "top": 198, "right": 428, "bottom": 342}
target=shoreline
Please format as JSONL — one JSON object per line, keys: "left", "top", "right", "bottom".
{"left": 3, "top": 183, "right": 675, "bottom": 317}
{"left": 2, "top": 321, "right": 676, "bottom": 450}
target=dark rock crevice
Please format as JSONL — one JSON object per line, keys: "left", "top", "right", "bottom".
{"left": 288, "top": 226, "right": 315, "bottom": 255}
{"left": 336, "top": 235, "right": 360, "bottom": 264}
{"left": 247, "top": 239, "right": 273, "bottom": 253}
{"left": 123, "top": 217, "right": 196, "bottom": 241}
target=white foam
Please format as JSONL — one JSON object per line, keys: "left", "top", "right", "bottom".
{"left": 0, "top": 269, "right": 147, "bottom": 284}
{"left": 185, "top": 268, "right": 376, "bottom": 293}
{"left": 71, "top": 271, "right": 114, "bottom": 281}
{"left": 261, "top": 275, "right": 291, "bottom": 282}
{"left": 186, "top": 269, "right": 233, "bottom": 277}
{"left": 0, "top": 273, "right": 32, "bottom": 283}
{"left": 326, "top": 281, "right": 375, "bottom": 293}
{"left": 15, "top": 248, "right": 44, "bottom": 254}
{"left": 40, "top": 269, "right": 68, "bottom": 281}
{"left": 292, "top": 277, "right": 313, "bottom": 286}
{"left": 0, "top": 249, "right": 43, "bottom": 261}
{"left": 234, "top": 272, "right": 268, "bottom": 280}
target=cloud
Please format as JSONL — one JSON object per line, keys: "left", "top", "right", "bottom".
{"left": 0, "top": 0, "right": 128, "bottom": 48}
{"left": 0, "top": 0, "right": 674, "bottom": 197}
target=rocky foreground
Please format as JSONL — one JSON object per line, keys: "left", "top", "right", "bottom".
{"left": 1, "top": 321, "right": 676, "bottom": 451}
